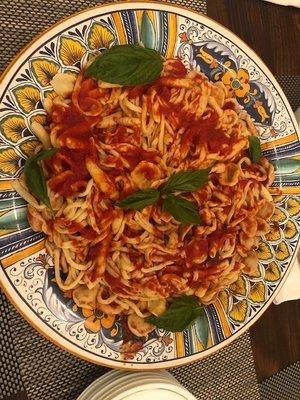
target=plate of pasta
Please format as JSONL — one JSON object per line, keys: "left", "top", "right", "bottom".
{"left": 0, "top": 1, "right": 299, "bottom": 369}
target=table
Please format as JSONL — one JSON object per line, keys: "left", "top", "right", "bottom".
{"left": 207, "top": 0, "right": 300, "bottom": 382}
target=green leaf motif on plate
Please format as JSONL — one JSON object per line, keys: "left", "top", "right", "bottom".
{"left": 140, "top": 11, "right": 156, "bottom": 50}
{"left": 264, "top": 261, "right": 281, "bottom": 282}
{"left": 0, "top": 198, "right": 26, "bottom": 211}
{"left": 193, "top": 310, "right": 209, "bottom": 349}
{"left": 273, "top": 158, "right": 300, "bottom": 175}
{"left": 0, "top": 207, "right": 29, "bottom": 230}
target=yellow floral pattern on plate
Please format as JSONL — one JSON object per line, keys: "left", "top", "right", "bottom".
{"left": 0, "top": 147, "right": 21, "bottom": 176}
{"left": 87, "top": 21, "right": 115, "bottom": 50}
{"left": 12, "top": 84, "right": 40, "bottom": 114}
{"left": 19, "top": 138, "right": 41, "bottom": 157}
{"left": 225, "top": 195, "right": 299, "bottom": 325}
{"left": 229, "top": 299, "right": 248, "bottom": 322}
{"left": 58, "top": 36, "right": 86, "bottom": 66}
{"left": 264, "top": 261, "right": 281, "bottom": 282}
{"left": 0, "top": 114, "right": 26, "bottom": 143}
{"left": 29, "top": 112, "right": 47, "bottom": 127}
{"left": 30, "top": 58, "right": 60, "bottom": 87}
{"left": 249, "top": 282, "right": 266, "bottom": 304}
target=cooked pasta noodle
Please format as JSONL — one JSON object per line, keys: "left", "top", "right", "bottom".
{"left": 14, "top": 57, "right": 275, "bottom": 344}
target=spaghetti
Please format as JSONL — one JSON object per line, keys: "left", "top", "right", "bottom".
{"left": 14, "top": 57, "right": 275, "bottom": 340}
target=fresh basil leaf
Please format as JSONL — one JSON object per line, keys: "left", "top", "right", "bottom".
{"left": 162, "top": 194, "right": 201, "bottom": 225}
{"left": 31, "top": 148, "right": 58, "bottom": 163}
{"left": 146, "top": 295, "right": 204, "bottom": 332}
{"left": 24, "top": 149, "right": 58, "bottom": 208}
{"left": 116, "top": 189, "right": 160, "bottom": 210}
{"left": 249, "top": 136, "right": 262, "bottom": 163}
{"left": 25, "top": 161, "right": 50, "bottom": 208}
{"left": 84, "top": 44, "right": 163, "bottom": 86}
{"left": 162, "top": 169, "right": 210, "bottom": 193}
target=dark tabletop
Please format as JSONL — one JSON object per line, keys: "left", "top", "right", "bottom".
{"left": 207, "top": 0, "right": 300, "bottom": 382}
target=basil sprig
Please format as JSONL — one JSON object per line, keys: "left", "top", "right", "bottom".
{"left": 117, "top": 169, "right": 209, "bottom": 224}
{"left": 248, "top": 136, "right": 262, "bottom": 163}
{"left": 162, "top": 168, "right": 210, "bottom": 193}
{"left": 24, "top": 148, "right": 58, "bottom": 208}
{"left": 162, "top": 193, "right": 201, "bottom": 225}
{"left": 116, "top": 189, "right": 160, "bottom": 210}
{"left": 85, "top": 44, "right": 163, "bottom": 86}
{"left": 146, "top": 295, "right": 206, "bottom": 333}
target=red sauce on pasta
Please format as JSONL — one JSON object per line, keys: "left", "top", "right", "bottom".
{"left": 56, "top": 218, "right": 82, "bottom": 233}
{"left": 223, "top": 101, "right": 236, "bottom": 110}
{"left": 80, "top": 226, "right": 98, "bottom": 240}
{"left": 117, "top": 145, "right": 158, "bottom": 169}
{"left": 105, "top": 272, "right": 128, "bottom": 295}
{"left": 34, "top": 57, "right": 274, "bottom": 340}
{"left": 185, "top": 238, "right": 209, "bottom": 266}
{"left": 167, "top": 58, "right": 188, "bottom": 78}
{"left": 127, "top": 84, "right": 151, "bottom": 99}
{"left": 48, "top": 148, "right": 90, "bottom": 196}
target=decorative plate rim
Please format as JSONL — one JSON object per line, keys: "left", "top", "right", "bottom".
{"left": 0, "top": 0, "right": 299, "bottom": 369}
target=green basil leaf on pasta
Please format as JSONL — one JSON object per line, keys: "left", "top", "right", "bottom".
{"left": 146, "top": 295, "right": 204, "bottom": 332}
{"left": 30, "top": 148, "right": 58, "bottom": 163}
{"left": 162, "top": 194, "right": 201, "bottom": 225}
{"left": 24, "top": 148, "right": 58, "bottom": 208}
{"left": 162, "top": 168, "right": 210, "bottom": 193}
{"left": 116, "top": 189, "right": 160, "bottom": 210}
{"left": 84, "top": 44, "right": 163, "bottom": 86}
{"left": 249, "top": 136, "right": 262, "bottom": 163}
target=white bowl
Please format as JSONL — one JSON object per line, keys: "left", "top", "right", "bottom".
{"left": 77, "top": 371, "right": 196, "bottom": 400}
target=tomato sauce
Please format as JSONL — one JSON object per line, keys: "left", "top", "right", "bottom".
{"left": 166, "top": 58, "right": 188, "bottom": 78}
{"left": 79, "top": 78, "right": 98, "bottom": 95}
{"left": 185, "top": 238, "right": 209, "bottom": 265}
{"left": 127, "top": 84, "right": 151, "bottom": 99}
{"left": 195, "top": 188, "right": 210, "bottom": 203}
{"left": 80, "top": 226, "right": 98, "bottom": 240}
{"left": 123, "top": 226, "right": 142, "bottom": 238}
{"left": 54, "top": 217, "right": 82, "bottom": 234}
{"left": 105, "top": 272, "right": 128, "bottom": 295}
{"left": 87, "top": 242, "right": 102, "bottom": 261}
{"left": 48, "top": 148, "right": 90, "bottom": 196}
{"left": 52, "top": 103, "right": 82, "bottom": 125}
{"left": 106, "top": 126, "right": 141, "bottom": 146}
{"left": 181, "top": 111, "right": 229, "bottom": 154}
{"left": 207, "top": 227, "right": 236, "bottom": 250}
{"left": 128, "top": 250, "right": 141, "bottom": 262}
{"left": 154, "top": 83, "right": 231, "bottom": 155}
{"left": 118, "top": 146, "right": 158, "bottom": 169}
{"left": 223, "top": 101, "right": 236, "bottom": 110}
{"left": 47, "top": 88, "right": 104, "bottom": 197}
{"left": 46, "top": 68, "right": 256, "bottom": 305}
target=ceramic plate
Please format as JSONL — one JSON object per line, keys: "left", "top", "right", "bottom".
{"left": 0, "top": 2, "right": 299, "bottom": 369}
